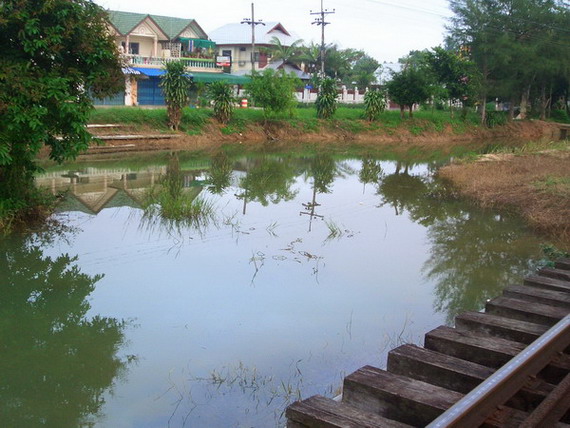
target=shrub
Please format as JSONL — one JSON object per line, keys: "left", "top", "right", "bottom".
{"left": 207, "top": 81, "right": 235, "bottom": 124}
{"left": 245, "top": 69, "right": 301, "bottom": 117}
{"left": 363, "top": 90, "right": 387, "bottom": 121}
{"left": 316, "top": 77, "right": 338, "bottom": 119}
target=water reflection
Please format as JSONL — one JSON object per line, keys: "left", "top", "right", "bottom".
{"left": 424, "top": 211, "right": 539, "bottom": 323}
{"left": 237, "top": 155, "right": 298, "bottom": 215}
{"left": 140, "top": 153, "right": 216, "bottom": 234}
{"left": 0, "top": 225, "right": 128, "bottom": 427}
{"left": 32, "top": 150, "right": 543, "bottom": 427}
{"left": 374, "top": 160, "right": 539, "bottom": 322}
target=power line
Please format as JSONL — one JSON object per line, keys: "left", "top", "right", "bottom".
{"left": 310, "top": 0, "right": 335, "bottom": 75}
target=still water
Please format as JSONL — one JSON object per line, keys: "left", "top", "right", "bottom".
{"left": 3, "top": 150, "right": 543, "bottom": 427}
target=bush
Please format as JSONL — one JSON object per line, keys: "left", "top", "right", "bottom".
{"left": 363, "top": 90, "right": 387, "bottom": 121}
{"left": 551, "top": 109, "right": 570, "bottom": 123}
{"left": 485, "top": 111, "right": 508, "bottom": 128}
{"left": 245, "top": 69, "right": 301, "bottom": 118}
{"left": 316, "top": 77, "right": 338, "bottom": 119}
{"left": 208, "top": 81, "right": 235, "bottom": 124}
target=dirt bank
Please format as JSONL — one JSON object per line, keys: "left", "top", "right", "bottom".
{"left": 439, "top": 148, "right": 570, "bottom": 249}
{"left": 81, "top": 119, "right": 562, "bottom": 157}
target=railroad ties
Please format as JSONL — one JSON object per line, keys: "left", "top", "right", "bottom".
{"left": 286, "top": 258, "right": 570, "bottom": 427}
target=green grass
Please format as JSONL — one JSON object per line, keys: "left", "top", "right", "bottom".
{"left": 89, "top": 105, "right": 482, "bottom": 137}
{"left": 533, "top": 176, "right": 570, "bottom": 197}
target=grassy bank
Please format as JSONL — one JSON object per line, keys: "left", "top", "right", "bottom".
{"left": 439, "top": 140, "right": 570, "bottom": 248}
{"left": 89, "top": 105, "right": 481, "bottom": 136}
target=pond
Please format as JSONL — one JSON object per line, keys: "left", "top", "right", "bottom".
{"left": 4, "top": 149, "right": 544, "bottom": 427}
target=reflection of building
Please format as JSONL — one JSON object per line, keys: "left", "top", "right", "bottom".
{"left": 35, "top": 166, "right": 207, "bottom": 215}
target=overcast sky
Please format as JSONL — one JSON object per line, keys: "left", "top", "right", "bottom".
{"left": 94, "top": 0, "right": 453, "bottom": 63}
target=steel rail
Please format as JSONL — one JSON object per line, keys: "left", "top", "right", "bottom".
{"left": 426, "top": 314, "right": 570, "bottom": 428}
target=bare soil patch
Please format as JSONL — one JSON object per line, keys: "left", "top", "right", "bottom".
{"left": 439, "top": 147, "right": 570, "bottom": 248}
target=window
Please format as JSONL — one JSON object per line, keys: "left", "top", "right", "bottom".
{"left": 240, "top": 47, "right": 246, "bottom": 52}
{"left": 129, "top": 42, "right": 139, "bottom": 55}
{"left": 222, "top": 50, "right": 232, "bottom": 57}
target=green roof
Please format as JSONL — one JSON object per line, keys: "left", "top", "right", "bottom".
{"left": 151, "top": 15, "right": 195, "bottom": 39}
{"left": 107, "top": 10, "right": 206, "bottom": 40}
{"left": 108, "top": 10, "right": 147, "bottom": 35}
{"left": 191, "top": 72, "right": 250, "bottom": 84}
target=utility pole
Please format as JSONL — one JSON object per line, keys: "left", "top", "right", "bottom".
{"left": 310, "top": 0, "right": 335, "bottom": 77}
{"left": 241, "top": 3, "right": 265, "bottom": 74}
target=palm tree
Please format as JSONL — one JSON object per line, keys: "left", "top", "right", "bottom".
{"left": 264, "top": 36, "right": 304, "bottom": 65}
{"left": 297, "top": 42, "right": 322, "bottom": 74}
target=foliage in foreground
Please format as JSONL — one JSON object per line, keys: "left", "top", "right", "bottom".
{"left": 0, "top": 0, "right": 123, "bottom": 216}
{"left": 160, "top": 60, "right": 192, "bottom": 130}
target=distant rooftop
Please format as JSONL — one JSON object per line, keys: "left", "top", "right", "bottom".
{"left": 209, "top": 22, "right": 300, "bottom": 46}
{"left": 107, "top": 10, "right": 208, "bottom": 40}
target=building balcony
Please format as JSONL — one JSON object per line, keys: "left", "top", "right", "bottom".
{"left": 124, "top": 54, "right": 223, "bottom": 72}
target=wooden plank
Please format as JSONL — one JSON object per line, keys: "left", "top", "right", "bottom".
{"left": 424, "top": 326, "right": 570, "bottom": 384}
{"left": 556, "top": 258, "right": 570, "bottom": 271}
{"left": 486, "top": 296, "right": 569, "bottom": 326}
{"left": 343, "top": 365, "right": 461, "bottom": 426}
{"left": 86, "top": 124, "right": 126, "bottom": 128}
{"left": 539, "top": 267, "right": 570, "bottom": 282}
{"left": 95, "top": 134, "right": 181, "bottom": 141}
{"left": 342, "top": 365, "right": 535, "bottom": 428}
{"left": 455, "top": 311, "right": 548, "bottom": 344}
{"left": 524, "top": 275, "right": 570, "bottom": 293}
{"left": 388, "top": 344, "right": 493, "bottom": 393}
{"left": 387, "top": 344, "right": 552, "bottom": 411}
{"left": 285, "top": 395, "right": 412, "bottom": 428}
{"left": 503, "top": 285, "right": 570, "bottom": 309}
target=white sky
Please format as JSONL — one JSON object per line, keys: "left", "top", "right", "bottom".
{"left": 94, "top": 0, "right": 452, "bottom": 63}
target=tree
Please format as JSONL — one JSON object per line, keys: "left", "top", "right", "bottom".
{"left": 160, "top": 60, "right": 192, "bottom": 130}
{"left": 245, "top": 69, "right": 301, "bottom": 117}
{"left": 447, "top": 0, "right": 570, "bottom": 122}
{"left": 0, "top": 0, "right": 123, "bottom": 206}
{"left": 316, "top": 77, "right": 338, "bottom": 119}
{"left": 207, "top": 81, "right": 235, "bottom": 124}
{"left": 386, "top": 67, "right": 431, "bottom": 118}
{"left": 424, "top": 46, "right": 480, "bottom": 119}
{"left": 349, "top": 55, "right": 381, "bottom": 88}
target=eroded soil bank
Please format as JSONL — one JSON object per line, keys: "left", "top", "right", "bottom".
{"left": 81, "top": 119, "right": 563, "bottom": 157}
{"left": 439, "top": 148, "right": 570, "bottom": 249}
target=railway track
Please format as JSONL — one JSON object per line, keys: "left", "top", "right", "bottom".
{"left": 286, "top": 258, "right": 570, "bottom": 427}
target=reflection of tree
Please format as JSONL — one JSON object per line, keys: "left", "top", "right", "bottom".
{"left": 238, "top": 157, "right": 298, "bottom": 206}
{"left": 310, "top": 155, "right": 337, "bottom": 194}
{"left": 0, "top": 229, "right": 127, "bottom": 427}
{"left": 358, "top": 157, "right": 383, "bottom": 189}
{"left": 423, "top": 211, "right": 539, "bottom": 324}
{"left": 378, "top": 162, "right": 428, "bottom": 217}
{"left": 207, "top": 152, "right": 233, "bottom": 195}
{"left": 374, "top": 161, "right": 539, "bottom": 324}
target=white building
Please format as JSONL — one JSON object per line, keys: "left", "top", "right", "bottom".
{"left": 209, "top": 22, "right": 300, "bottom": 74}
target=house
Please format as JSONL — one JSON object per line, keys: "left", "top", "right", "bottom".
{"left": 209, "top": 21, "right": 300, "bottom": 75}
{"left": 99, "top": 10, "right": 248, "bottom": 106}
